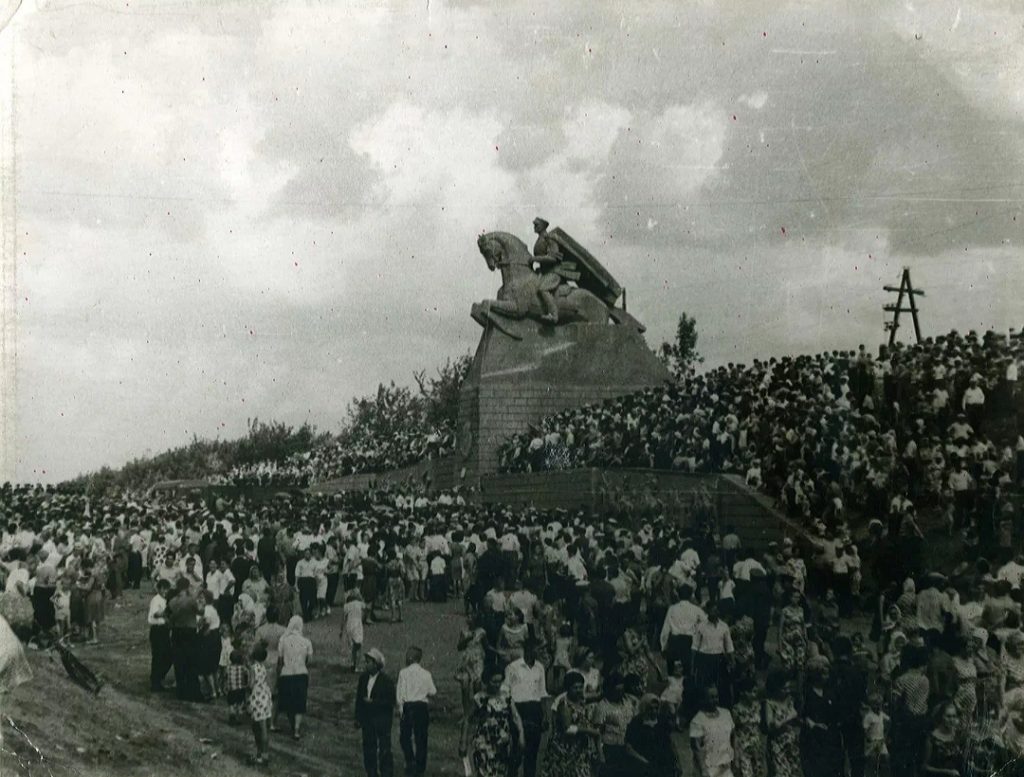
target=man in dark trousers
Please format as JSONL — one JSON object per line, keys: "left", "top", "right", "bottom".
{"left": 502, "top": 639, "right": 547, "bottom": 777}
{"left": 355, "top": 647, "right": 396, "bottom": 777}
{"left": 396, "top": 645, "right": 436, "bottom": 777}
{"left": 830, "top": 636, "right": 868, "bottom": 777}
{"left": 257, "top": 525, "right": 278, "bottom": 583}
{"left": 166, "top": 577, "right": 200, "bottom": 701}
{"left": 147, "top": 578, "right": 172, "bottom": 691}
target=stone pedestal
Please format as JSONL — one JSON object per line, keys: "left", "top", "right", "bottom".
{"left": 456, "top": 319, "right": 671, "bottom": 479}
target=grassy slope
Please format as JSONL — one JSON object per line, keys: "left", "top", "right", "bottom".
{"left": 2, "top": 589, "right": 469, "bottom": 777}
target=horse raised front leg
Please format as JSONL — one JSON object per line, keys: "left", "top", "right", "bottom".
{"left": 486, "top": 299, "right": 525, "bottom": 320}
{"left": 471, "top": 302, "right": 489, "bottom": 328}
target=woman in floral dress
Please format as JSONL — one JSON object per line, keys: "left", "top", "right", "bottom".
{"left": 971, "top": 627, "right": 1000, "bottom": 720}
{"left": 1004, "top": 631, "right": 1024, "bottom": 699}
{"left": 248, "top": 643, "right": 273, "bottom": 765}
{"left": 764, "top": 671, "right": 801, "bottom": 777}
{"left": 733, "top": 679, "right": 768, "bottom": 777}
{"left": 496, "top": 608, "right": 529, "bottom": 671}
{"left": 951, "top": 636, "right": 979, "bottom": 726}
{"left": 777, "top": 589, "right": 807, "bottom": 674}
{"left": 731, "top": 615, "right": 757, "bottom": 690}
{"left": 466, "top": 673, "right": 524, "bottom": 777}
{"left": 456, "top": 617, "right": 487, "bottom": 715}
{"left": 615, "top": 628, "right": 661, "bottom": 694}
{"left": 895, "top": 579, "right": 917, "bottom": 635}
{"left": 540, "top": 671, "right": 601, "bottom": 777}
{"left": 269, "top": 570, "right": 294, "bottom": 625}
{"left": 232, "top": 594, "right": 258, "bottom": 656}
{"left": 385, "top": 554, "right": 405, "bottom": 623}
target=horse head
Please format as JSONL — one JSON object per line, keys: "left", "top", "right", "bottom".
{"left": 477, "top": 231, "right": 533, "bottom": 272}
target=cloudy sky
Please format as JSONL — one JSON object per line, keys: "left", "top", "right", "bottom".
{"left": 2, "top": 0, "right": 1023, "bottom": 482}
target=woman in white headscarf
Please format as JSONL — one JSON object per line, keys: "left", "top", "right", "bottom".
{"left": 0, "top": 558, "right": 35, "bottom": 639}
{"left": 277, "top": 615, "right": 313, "bottom": 740}
{"left": 0, "top": 614, "right": 32, "bottom": 747}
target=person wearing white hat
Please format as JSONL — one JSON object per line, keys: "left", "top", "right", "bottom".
{"left": 356, "top": 647, "right": 396, "bottom": 777}
{"left": 962, "top": 374, "right": 986, "bottom": 433}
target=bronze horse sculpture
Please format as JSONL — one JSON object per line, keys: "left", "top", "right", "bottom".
{"left": 471, "top": 231, "right": 643, "bottom": 339}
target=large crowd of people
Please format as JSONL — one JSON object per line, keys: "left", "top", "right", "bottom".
{"left": 212, "top": 424, "right": 455, "bottom": 489}
{"left": 500, "top": 329, "right": 1023, "bottom": 522}
{"left": 1, "top": 329, "right": 1024, "bottom": 776}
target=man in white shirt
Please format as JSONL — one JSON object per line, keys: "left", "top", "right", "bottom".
{"left": 962, "top": 375, "right": 986, "bottom": 433}
{"left": 396, "top": 646, "right": 437, "bottom": 777}
{"left": 509, "top": 584, "right": 539, "bottom": 626}
{"left": 949, "top": 414, "right": 974, "bottom": 442}
{"left": 206, "top": 559, "right": 236, "bottom": 624}
{"left": 427, "top": 554, "right": 447, "bottom": 602}
{"left": 998, "top": 554, "right": 1024, "bottom": 590}
{"left": 148, "top": 579, "right": 172, "bottom": 692}
{"left": 660, "top": 585, "right": 706, "bottom": 680}
{"left": 566, "top": 548, "right": 589, "bottom": 587}
{"left": 503, "top": 640, "right": 547, "bottom": 777}
{"left": 499, "top": 530, "right": 521, "bottom": 582}
{"left": 669, "top": 543, "right": 701, "bottom": 590}
{"left": 181, "top": 557, "right": 204, "bottom": 597}
{"left": 178, "top": 545, "right": 204, "bottom": 581}
{"left": 949, "top": 458, "right": 975, "bottom": 529}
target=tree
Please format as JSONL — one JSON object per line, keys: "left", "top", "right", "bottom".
{"left": 659, "top": 312, "right": 702, "bottom": 378}
{"left": 413, "top": 353, "right": 471, "bottom": 428}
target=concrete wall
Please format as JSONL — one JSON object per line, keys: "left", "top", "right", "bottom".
{"left": 456, "top": 321, "right": 670, "bottom": 480}
{"left": 480, "top": 467, "right": 794, "bottom": 552}
{"left": 307, "top": 456, "right": 463, "bottom": 495}
{"left": 459, "top": 383, "right": 655, "bottom": 478}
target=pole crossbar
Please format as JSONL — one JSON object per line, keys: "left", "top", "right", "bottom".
{"left": 883, "top": 268, "right": 924, "bottom": 346}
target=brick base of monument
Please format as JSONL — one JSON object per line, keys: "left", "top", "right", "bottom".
{"left": 456, "top": 319, "right": 671, "bottom": 479}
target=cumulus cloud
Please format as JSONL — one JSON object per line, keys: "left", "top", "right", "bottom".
{"left": 598, "top": 101, "right": 729, "bottom": 242}
{"left": 737, "top": 91, "right": 768, "bottom": 110}
{"left": 6, "top": 0, "right": 1024, "bottom": 481}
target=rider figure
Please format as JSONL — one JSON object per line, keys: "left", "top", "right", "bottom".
{"left": 532, "top": 217, "right": 579, "bottom": 324}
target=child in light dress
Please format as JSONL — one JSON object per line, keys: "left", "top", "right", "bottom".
{"left": 340, "top": 590, "right": 365, "bottom": 671}
{"left": 51, "top": 578, "right": 71, "bottom": 638}
{"left": 863, "top": 692, "right": 889, "bottom": 777}
{"left": 660, "top": 659, "right": 686, "bottom": 730}
{"left": 313, "top": 545, "right": 329, "bottom": 618}
{"left": 218, "top": 623, "right": 233, "bottom": 696}
{"left": 552, "top": 622, "right": 574, "bottom": 692}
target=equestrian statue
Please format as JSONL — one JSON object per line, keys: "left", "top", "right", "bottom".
{"left": 471, "top": 219, "right": 645, "bottom": 340}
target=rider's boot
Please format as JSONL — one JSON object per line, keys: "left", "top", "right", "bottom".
{"left": 538, "top": 291, "right": 559, "bottom": 324}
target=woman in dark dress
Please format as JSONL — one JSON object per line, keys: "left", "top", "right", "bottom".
{"left": 360, "top": 554, "right": 380, "bottom": 623}
{"left": 624, "top": 693, "right": 680, "bottom": 777}
{"left": 800, "top": 661, "right": 842, "bottom": 777}
{"left": 923, "top": 703, "right": 963, "bottom": 777}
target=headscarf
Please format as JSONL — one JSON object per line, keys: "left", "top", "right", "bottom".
{"left": 0, "top": 615, "right": 32, "bottom": 693}
{"left": 638, "top": 692, "right": 661, "bottom": 717}
{"left": 888, "top": 630, "right": 907, "bottom": 651}
{"left": 285, "top": 615, "right": 304, "bottom": 637}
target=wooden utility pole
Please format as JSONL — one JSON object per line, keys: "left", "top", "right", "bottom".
{"left": 883, "top": 268, "right": 924, "bottom": 346}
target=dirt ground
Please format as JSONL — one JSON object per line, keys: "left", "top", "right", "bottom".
{"left": 1, "top": 588, "right": 473, "bottom": 777}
